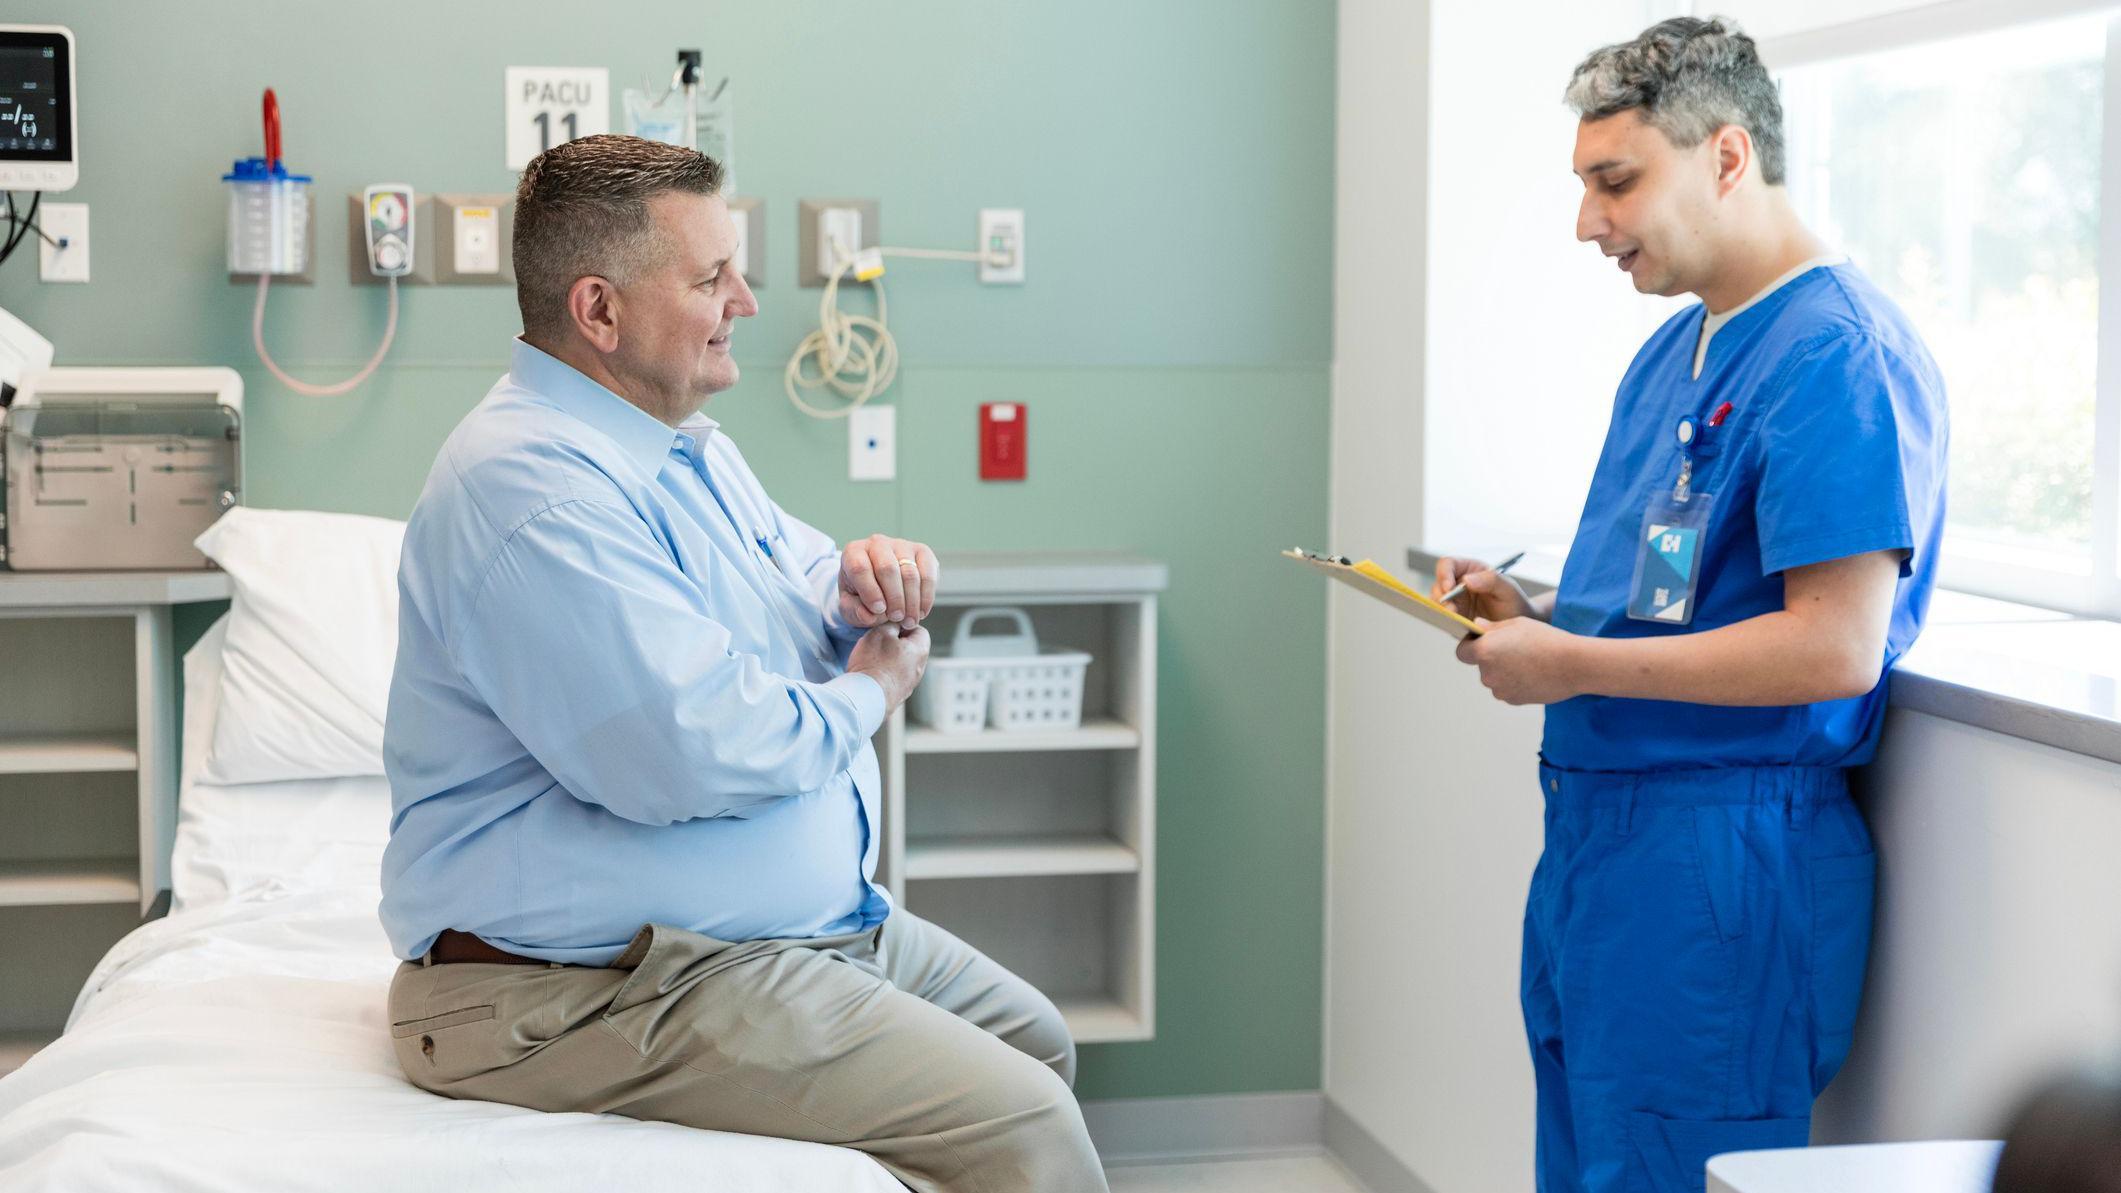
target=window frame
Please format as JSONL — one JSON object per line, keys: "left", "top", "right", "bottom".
{"left": 1762, "top": 0, "right": 2121, "bottom": 618}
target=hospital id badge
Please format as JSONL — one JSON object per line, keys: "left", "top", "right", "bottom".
{"left": 1626, "top": 489, "right": 1714, "bottom": 626}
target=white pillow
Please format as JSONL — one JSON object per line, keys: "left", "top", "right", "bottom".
{"left": 193, "top": 508, "right": 405, "bottom": 784}
{"left": 172, "top": 611, "right": 394, "bottom": 911}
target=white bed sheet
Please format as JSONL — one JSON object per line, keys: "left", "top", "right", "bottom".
{"left": 0, "top": 624, "right": 901, "bottom": 1191}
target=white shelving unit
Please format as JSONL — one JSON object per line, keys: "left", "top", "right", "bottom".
{"left": 877, "top": 552, "right": 1165, "bottom": 1044}
{"left": 0, "top": 570, "right": 230, "bottom": 1076}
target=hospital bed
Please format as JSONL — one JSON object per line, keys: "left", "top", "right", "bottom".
{"left": 0, "top": 510, "right": 903, "bottom": 1192}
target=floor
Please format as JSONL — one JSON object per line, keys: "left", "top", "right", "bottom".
{"left": 1106, "top": 1154, "right": 1370, "bottom": 1192}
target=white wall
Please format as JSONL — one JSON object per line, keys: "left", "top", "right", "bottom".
{"left": 1326, "top": 2, "right": 1676, "bottom": 1190}
{"left": 1420, "top": 5, "right": 1682, "bottom": 561}
{"left": 1816, "top": 710, "right": 2121, "bottom": 1142}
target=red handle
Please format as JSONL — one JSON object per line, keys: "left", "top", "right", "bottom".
{"left": 262, "top": 89, "right": 282, "bottom": 170}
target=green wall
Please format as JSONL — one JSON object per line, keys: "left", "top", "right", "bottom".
{"left": 0, "top": 0, "right": 1333, "bottom": 1100}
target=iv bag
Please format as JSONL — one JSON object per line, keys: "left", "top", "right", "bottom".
{"left": 623, "top": 86, "right": 692, "bottom": 149}
{"left": 694, "top": 80, "right": 734, "bottom": 190}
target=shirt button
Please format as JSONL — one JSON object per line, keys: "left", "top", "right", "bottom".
{"left": 1549, "top": 779, "right": 1560, "bottom": 793}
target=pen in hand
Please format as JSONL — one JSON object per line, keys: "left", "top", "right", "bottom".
{"left": 1440, "top": 551, "right": 1526, "bottom": 608}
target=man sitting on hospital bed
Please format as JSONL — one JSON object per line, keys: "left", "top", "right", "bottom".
{"left": 376, "top": 134, "right": 1108, "bottom": 1193}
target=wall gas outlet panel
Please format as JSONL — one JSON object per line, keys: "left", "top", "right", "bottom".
{"left": 433, "top": 193, "right": 514, "bottom": 285}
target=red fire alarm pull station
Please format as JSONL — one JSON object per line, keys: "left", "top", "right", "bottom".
{"left": 980, "top": 402, "right": 1027, "bottom": 480}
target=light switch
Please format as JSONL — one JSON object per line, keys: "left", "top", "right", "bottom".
{"left": 38, "top": 203, "right": 89, "bottom": 283}
{"left": 977, "top": 208, "right": 1025, "bottom": 284}
{"left": 850, "top": 404, "right": 896, "bottom": 481}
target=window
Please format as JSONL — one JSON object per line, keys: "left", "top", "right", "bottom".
{"left": 1779, "top": 14, "right": 2120, "bottom": 614}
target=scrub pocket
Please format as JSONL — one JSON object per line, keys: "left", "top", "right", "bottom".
{"left": 1627, "top": 1110, "right": 1808, "bottom": 1192}
{"left": 1627, "top": 490, "right": 1716, "bottom": 626}
{"left": 1808, "top": 849, "right": 1876, "bottom": 1092}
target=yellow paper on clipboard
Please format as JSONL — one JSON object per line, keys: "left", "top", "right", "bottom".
{"left": 1281, "top": 548, "right": 1483, "bottom": 638}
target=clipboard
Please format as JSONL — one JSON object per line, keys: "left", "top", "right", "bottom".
{"left": 1282, "top": 548, "right": 1483, "bottom": 638}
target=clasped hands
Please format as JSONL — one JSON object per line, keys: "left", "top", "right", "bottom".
{"left": 840, "top": 535, "right": 939, "bottom": 712}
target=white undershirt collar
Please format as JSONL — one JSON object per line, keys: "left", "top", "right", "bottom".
{"left": 1692, "top": 253, "right": 1848, "bottom": 379}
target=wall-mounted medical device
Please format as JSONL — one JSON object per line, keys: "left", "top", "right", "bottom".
{"left": 233, "top": 90, "right": 403, "bottom": 396}
{"left": 225, "top": 90, "right": 310, "bottom": 277}
{"left": 0, "top": 367, "right": 244, "bottom": 571}
{"left": 361, "top": 184, "right": 416, "bottom": 277}
{"left": 0, "top": 24, "right": 76, "bottom": 192}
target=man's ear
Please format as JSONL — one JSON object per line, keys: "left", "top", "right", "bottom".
{"left": 1712, "top": 124, "right": 1753, "bottom": 196}
{"left": 566, "top": 275, "right": 622, "bottom": 355}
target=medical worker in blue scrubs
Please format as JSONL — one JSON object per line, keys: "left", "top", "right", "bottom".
{"left": 1433, "top": 18, "right": 1948, "bottom": 1193}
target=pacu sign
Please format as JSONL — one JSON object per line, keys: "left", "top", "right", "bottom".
{"left": 504, "top": 67, "right": 611, "bottom": 169}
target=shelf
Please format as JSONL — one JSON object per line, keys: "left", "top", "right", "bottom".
{"left": 0, "top": 733, "right": 139, "bottom": 776}
{"left": 0, "top": 570, "right": 231, "bottom": 609}
{"left": 0, "top": 858, "right": 141, "bottom": 907}
{"left": 932, "top": 552, "right": 1167, "bottom": 599}
{"left": 904, "top": 835, "right": 1140, "bottom": 880}
{"left": 0, "top": 1029, "right": 55, "bottom": 1075}
{"left": 1054, "top": 995, "right": 1151, "bottom": 1043}
{"left": 904, "top": 717, "right": 1141, "bottom": 755}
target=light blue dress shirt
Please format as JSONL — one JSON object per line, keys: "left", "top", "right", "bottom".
{"left": 379, "top": 339, "right": 890, "bottom": 966}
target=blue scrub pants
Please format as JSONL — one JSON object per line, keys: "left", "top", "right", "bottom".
{"left": 1522, "top": 762, "right": 1876, "bottom": 1193}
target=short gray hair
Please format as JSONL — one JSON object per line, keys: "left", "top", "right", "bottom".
{"left": 513, "top": 134, "right": 724, "bottom": 341}
{"left": 1564, "top": 16, "right": 1786, "bottom": 186}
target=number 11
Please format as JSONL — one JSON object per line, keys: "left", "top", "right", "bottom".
{"left": 532, "top": 110, "right": 579, "bottom": 151}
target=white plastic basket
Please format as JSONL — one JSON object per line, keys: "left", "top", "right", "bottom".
{"left": 907, "top": 658, "right": 992, "bottom": 734}
{"left": 954, "top": 607, "right": 1091, "bottom": 733}
{"left": 987, "top": 649, "right": 1092, "bottom": 731}
{"left": 906, "top": 606, "right": 1093, "bottom": 733}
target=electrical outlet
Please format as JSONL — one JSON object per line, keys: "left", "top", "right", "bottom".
{"left": 818, "top": 207, "right": 861, "bottom": 278}
{"left": 727, "top": 196, "right": 763, "bottom": 287}
{"left": 37, "top": 203, "right": 88, "bottom": 283}
{"left": 977, "top": 208, "right": 1025, "bottom": 284}
{"left": 798, "top": 198, "right": 879, "bottom": 287}
{"left": 850, "top": 405, "right": 896, "bottom": 481}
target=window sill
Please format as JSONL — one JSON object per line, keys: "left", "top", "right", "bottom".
{"left": 1403, "top": 547, "right": 2121, "bottom": 766}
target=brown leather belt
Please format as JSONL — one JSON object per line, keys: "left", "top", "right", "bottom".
{"left": 428, "top": 928, "right": 549, "bottom": 966}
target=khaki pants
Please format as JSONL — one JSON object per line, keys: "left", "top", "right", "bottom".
{"left": 387, "top": 910, "right": 1108, "bottom": 1192}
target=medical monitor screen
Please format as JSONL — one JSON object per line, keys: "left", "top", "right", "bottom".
{"left": 0, "top": 32, "right": 71, "bottom": 162}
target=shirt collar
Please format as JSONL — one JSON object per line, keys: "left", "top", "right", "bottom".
{"left": 508, "top": 338, "right": 682, "bottom": 475}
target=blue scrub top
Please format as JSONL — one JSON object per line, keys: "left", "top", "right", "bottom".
{"left": 1544, "top": 263, "right": 1949, "bottom": 773}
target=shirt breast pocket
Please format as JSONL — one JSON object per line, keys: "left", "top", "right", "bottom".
{"left": 758, "top": 529, "right": 809, "bottom": 586}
